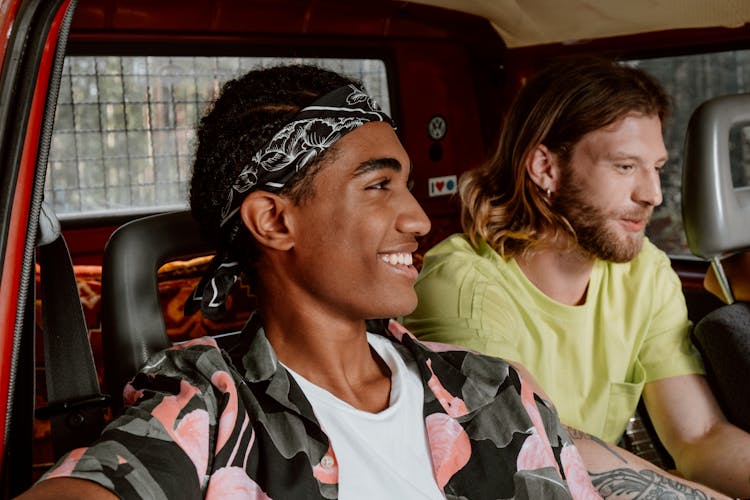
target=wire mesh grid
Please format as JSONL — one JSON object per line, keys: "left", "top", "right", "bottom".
{"left": 45, "top": 56, "right": 389, "bottom": 217}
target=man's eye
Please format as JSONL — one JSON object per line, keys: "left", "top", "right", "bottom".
{"left": 616, "top": 164, "right": 635, "bottom": 172}
{"left": 367, "top": 179, "right": 390, "bottom": 190}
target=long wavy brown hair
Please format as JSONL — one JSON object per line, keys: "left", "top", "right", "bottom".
{"left": 460, "top": 56, "right": 670, "bottom": 257}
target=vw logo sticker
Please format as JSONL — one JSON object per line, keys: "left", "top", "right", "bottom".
{"left": 428, "top": 115, "right": 447, "bottom": 141}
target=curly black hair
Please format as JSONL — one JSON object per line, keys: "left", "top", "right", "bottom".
{"left": 190, "top": 64, "right": 361, "bottom": 275}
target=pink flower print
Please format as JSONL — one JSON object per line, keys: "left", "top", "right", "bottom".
{"left": 516, "top": 430, "right": 559, "bottom": 471}
{"left": 426, "top": 359, "right": 468, "bottom": 417}
{"left": 312, "top": 445, "right": 339, "bottom": 485}
{"left": 151, "top": 380, "right": 209, "bottom": 481}
{"left": 425, "top": 413, "right": 471, "bottom": 489}
{"left": 45, "top": 447, "right": 87, "bottom": 479}
{"left": 518, "top": 375, "right": 559, "bottom": 475}
{"left": 387, "top": 319, "right": 416, "bottom": 341}
{"left": 174, "top": 409, "right": 210, "bottom": 478}
{"left": 561, "top": 444, "right": 601, "bottom": 499}
{"left": 206, "top": 466, "right": 271, "bottom": 500}
{"left": 211, "top": 370, "right": 238, "bottom": 454}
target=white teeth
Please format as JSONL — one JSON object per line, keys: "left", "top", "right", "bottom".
{"left": 381, "top": 253, "right": 412, "bottom": 266}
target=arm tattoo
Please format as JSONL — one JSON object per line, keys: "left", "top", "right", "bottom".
{"left": 591, "top": 469, "right": 714, "bottom": 500}
{"left": 564, "top": 425, "right": 627, "bottom": 464}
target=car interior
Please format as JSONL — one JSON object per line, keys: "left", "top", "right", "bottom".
{"left": 682, "top": 93, "right": 750, "bottom": 434}
{"left": 3, "top": 0, "right": 750, "bottom": 495}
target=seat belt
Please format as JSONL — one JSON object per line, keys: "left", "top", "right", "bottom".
{"left": 35, "top": 202, "right": 109, "bottom": 459}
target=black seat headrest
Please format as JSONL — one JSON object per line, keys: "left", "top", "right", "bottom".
{"left": 101, "top": 210, "right": 212, "bottom": 413}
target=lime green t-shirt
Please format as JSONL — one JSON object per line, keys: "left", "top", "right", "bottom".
{"left": 405, "top": 234, "right": 704, "bottom": 443}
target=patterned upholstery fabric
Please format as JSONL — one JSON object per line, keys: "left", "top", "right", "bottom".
{"left": 32, "top": 257, "right": 256, "bottom": 477}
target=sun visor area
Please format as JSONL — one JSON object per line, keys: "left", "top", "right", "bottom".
{"left": 407, "top": 0, "right": 750, "bottom": 47}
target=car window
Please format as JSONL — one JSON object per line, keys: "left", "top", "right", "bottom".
{"left": 46, "top": 56, "right": 390, "bottom": 219}
{"left": 729, "top": 122, "right": 750, "bottom": 189}
{"left": 628, "top": 50, "right": 750, "bottom": 257}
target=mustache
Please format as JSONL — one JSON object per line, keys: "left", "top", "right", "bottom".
{"left": 618, "top": 208, "right": 653, "bottom": 221}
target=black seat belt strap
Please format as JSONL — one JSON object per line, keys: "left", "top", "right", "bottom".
{"left": 36, "top": 204, "right": 109, "bottom": 459}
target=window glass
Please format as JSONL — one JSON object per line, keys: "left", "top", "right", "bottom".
{"left": 46, "top": 56, "right": 390, "bottom": 217}
{"left": 627, "top": 51, "right": 750, "bottom": 256}
{"left": 729, "top": 122, "right": 750, "bottom": 189}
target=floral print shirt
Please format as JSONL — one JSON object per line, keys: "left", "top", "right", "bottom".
{"left": 42, "top": 319, "right": 598, "bottom": 499}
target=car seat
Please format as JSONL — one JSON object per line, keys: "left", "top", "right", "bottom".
{"left": 682, "top": 93, "right": 750, "bottom": 433}
{"left": 101, "top": 210, "right": 215, "bottom": 414}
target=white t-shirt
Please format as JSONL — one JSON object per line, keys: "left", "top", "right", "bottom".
{"left": 285, "top": 333, "right": 445, "bottom": 500}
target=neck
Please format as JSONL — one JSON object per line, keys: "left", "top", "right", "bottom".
{"left": 258, "top": 294, "right": 392, "bottom": 413}
{"left": 515, "top": 242, "right": 595, "bottom": 306}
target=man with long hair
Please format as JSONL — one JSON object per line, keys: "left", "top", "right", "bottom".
{"left": 406, "top": 56, "right": 750, "bottom": 497}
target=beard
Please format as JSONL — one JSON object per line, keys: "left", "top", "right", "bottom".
{"left": 552, "top": 171, "right": 651, "bottom": 263}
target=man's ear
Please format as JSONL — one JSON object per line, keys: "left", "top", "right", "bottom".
{"left": 526, "top": 144, "right": 561, "bottom": 193}
{"left": 239, "top": 191, "right": 295, "bottom": 251}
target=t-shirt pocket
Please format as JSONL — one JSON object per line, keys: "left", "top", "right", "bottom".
{"left": 603, "top": 359, "right": 645, "bottom": 443}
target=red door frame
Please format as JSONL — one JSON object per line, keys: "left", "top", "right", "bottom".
{"left": 0, "top": 0, "right": 73, "bottom": 476}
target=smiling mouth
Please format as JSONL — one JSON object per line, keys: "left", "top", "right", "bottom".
{"left": 379, "top": 252, "right": 413, "bottom": 266}
{"left": 621, "top": 218, "right": 646, "bottom": 232}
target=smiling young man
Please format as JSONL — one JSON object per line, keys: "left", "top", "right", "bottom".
{"left": 18, "top": 65, "right": 605, "bottom": 499}
{"left": 405, "top": 56, "right": 750, "bottom": 497}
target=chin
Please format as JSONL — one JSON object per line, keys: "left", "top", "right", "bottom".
{"left": 606, "top": 241, "right": 644, "bottom": 263}
{"left": 372, "top": 296, "right": 418, "bottom": 320}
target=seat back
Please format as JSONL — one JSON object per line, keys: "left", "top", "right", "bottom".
{"left": 682, "top": 94, "right": 750, "bottom": 431}
{"left": 101, "top": 211, "right": 213, "bottom": 413}
{"left": 692, "top": 303, "right": 750, "bottom": 432}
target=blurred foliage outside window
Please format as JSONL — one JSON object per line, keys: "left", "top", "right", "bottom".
{"left": 46, "top": 56, "right": 390, "bottom": 218}
{"left": 629, "top": 50, "right": 750, "bottom": 257}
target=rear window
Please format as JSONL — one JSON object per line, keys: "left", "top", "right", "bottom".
{"left": 45, "top": 56, "right": 390, "bottom": 219}
{"left": 628, "top": 50, "right": 750, "bottom": 257}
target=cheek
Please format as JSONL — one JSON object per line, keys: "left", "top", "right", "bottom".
{"left": 302, "top": 207, "right": 343, "bottom": 242}
{"left": 582, "top": 176, "right": 625, "bottom": 207}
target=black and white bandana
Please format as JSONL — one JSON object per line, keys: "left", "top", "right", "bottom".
{"left": 186, "top": 84, "right": 393, "bottom": 319}
{"left": 220, "top": 84, "right": 393, "bottom": 227}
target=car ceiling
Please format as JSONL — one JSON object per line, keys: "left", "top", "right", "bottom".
{"left": 407, "top": 0, "right": 750, "bottom": 47}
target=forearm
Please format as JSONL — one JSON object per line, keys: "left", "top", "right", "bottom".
{"left": 566, "top": 427, "right": 730, "bottom": 500}
{"left": 672, "top": 421, "right": 750, "bottom": 499}
{"left": 642, "top": 375, "right": 750, "bottom": 498}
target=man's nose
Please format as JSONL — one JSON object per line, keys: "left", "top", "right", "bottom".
{"left": 398, "top": 191, "right": 431, "bottom": 236}
{"left": 635, "top": 167, "right": 663, "bottom": 207}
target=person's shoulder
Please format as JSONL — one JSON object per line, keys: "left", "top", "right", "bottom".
{"left": 140, "top": 336, "right": 235, "bottom": 383}
{"left": 420, "top": 338, "right": 515, "bottom": 371}
{"left": 159, "top": 336, "right": 225, "bottom": 359}
{"left": 420, "top": 233, "right": 505, "bottom": 278}
{"left": 387, "top": 321, "right": 520, "bottom": 394}
{"left": 120, "top": 336, "right": 241, "bottom": 412}
{"left": 423, "top": 232, "right": 477, "bottom": 257}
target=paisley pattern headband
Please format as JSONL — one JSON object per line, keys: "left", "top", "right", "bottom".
{"left": 186, "top": 84, "right": 393, "bottom": 319}
{"left": 220, "top": 84, "right": 393, "bottom": 227}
